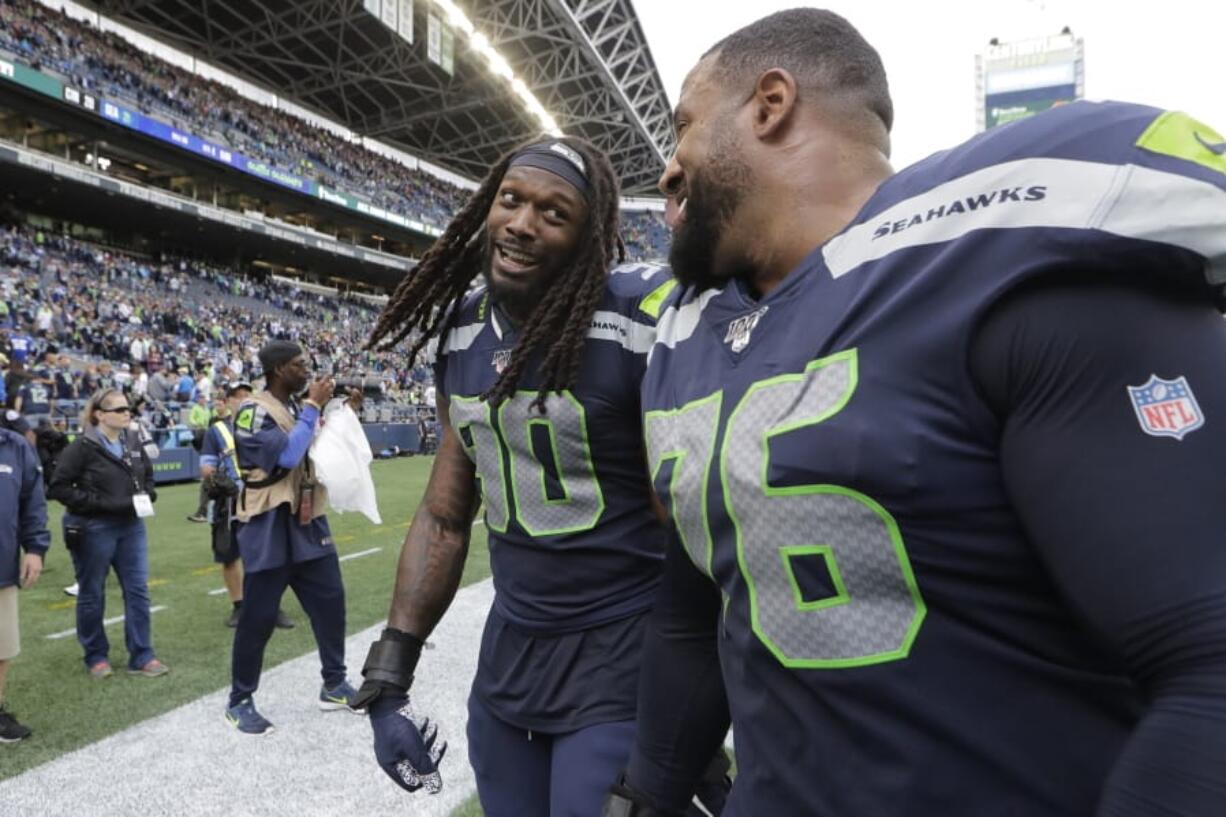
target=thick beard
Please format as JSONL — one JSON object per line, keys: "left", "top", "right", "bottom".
{"left": 668, "top": 130, "right": 753, "bottom": 291}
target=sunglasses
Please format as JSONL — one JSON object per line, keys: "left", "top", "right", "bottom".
{"left": 99, "top": 406, "right": 132, "bottom": 414}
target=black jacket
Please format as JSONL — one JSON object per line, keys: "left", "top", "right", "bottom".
{"left": 47, "top": 428, "right": 157, "bottom": 520}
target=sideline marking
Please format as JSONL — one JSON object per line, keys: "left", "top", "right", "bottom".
{"left": 46, "top": 605, "right": 168, "bottom": 640}
{"left": 338, "top": 547, "right": 381, "bottom": 563}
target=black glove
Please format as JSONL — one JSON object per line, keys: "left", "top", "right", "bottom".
{"left": 690, "top": 750, "right": 732, "bottom": 816}
{"left": 602, "top": 775, "right": 686, "bottom": 817}
{"left": 604, "top": 750, "right": 732, "bottom": 817}
{"left": 356, "top": 628, "right": 447, "bottom": 794}
{"left": 369, "top": 691, "right": 447, "bottom": 794}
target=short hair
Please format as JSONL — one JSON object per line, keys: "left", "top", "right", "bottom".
{"left": 704, "top": 8, "right": 893, "bottom": 133}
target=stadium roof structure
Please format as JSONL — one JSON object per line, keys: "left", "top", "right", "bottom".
{"left": 98, "top": 0, "right": 676, "bottom": 194}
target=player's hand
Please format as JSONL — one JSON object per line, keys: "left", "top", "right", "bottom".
{"left": 602, "top": 775, "right": 685, "bottom": 817}
{"left": 307, "top": 376, "right": 335, "bottom": 406}
{"left": 369, "top": 692, "right": 446, "bottom": 794}
{"left": 20, "top": 553, "right": 43, "bottom": 588}
{"left": 690, "top": 749, "right": 732, "bottom": 816}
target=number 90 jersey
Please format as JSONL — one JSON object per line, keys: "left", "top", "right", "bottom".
{"left": 642, "top": 101, "right": 1226, "bottom": 815}
{"left": 436, "top": 263, "right": 677, "bottom": 633}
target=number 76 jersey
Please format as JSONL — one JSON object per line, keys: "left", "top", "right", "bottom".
{"left": 641, "top": 101, "right": 1226, "bottom": 815}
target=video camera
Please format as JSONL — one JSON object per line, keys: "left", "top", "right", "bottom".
{"left": 331, "top": 376, "right": 383, "bottom": 399}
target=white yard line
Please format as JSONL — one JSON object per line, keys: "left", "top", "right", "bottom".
{"left": 45, "top": 605, "right": 168, "bottom": 640}
{"left": 337, "top": 546, "right": 381, "bottom": 562}
{"left": 7, "top": 580, "right": 493, "bottom": 817}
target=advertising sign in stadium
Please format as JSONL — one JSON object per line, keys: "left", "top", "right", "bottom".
{"left": 976, "top": 32, "right": 1084, "bottom": 132}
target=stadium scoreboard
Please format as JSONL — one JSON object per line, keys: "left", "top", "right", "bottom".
{"left": 976, "top": 32, "right": 1085, "bottom": 132}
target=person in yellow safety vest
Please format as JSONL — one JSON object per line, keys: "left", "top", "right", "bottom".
{"left": 198, "top": 382, "right": 293, "bottom": 630}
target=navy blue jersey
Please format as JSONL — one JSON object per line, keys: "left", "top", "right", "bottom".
{"left": 232, "top": 398, "right": 333, "bottom": 572}
{"left": 436, "top": 263, "right": 676, "bottom": 633}
{"left": 18, "top": 380, "right": 51, "bottom": 416}
{"left": 641, "top": 102, "right": 1226, "bottom": 815}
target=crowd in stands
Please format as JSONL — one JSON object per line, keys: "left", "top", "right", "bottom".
{"left": 0, "top": 0, "right": 467, "bottom": 228}
{"left": 0, "top": 0, "right": 673, "bottom": 261}
{"left": 0, "top": 224, "right": 435, "bottom": 448}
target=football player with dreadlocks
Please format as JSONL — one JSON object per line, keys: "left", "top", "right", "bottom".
{"left": 353, "top": 136, "right": 728, "bottom": 817}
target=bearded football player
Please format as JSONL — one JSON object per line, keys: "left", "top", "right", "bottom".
{"left": 605, "top": 8, "right": 1226, "bottom": 817}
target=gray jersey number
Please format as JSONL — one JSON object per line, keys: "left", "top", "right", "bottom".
{"left": 450, "top": 391, "right": 603, "bottom": 537}
{"left": 721, "top": 350, "right": 926, "bottom": 668}
{"left": 644, "top": 392, "right": 723, "bottom": 576}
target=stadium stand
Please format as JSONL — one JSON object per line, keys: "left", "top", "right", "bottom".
{"left": 0, "top": 222, "right": 435, "bottom": 447}
{"left": 0, "top": 0, "right": 468, "bottom": 228}
{"left": 0, "top": 0, "right": 672, "bottom": 261}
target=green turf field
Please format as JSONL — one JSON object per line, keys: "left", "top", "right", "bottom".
{"left": 0, "top": 455, "right": 490, "bottom": 781}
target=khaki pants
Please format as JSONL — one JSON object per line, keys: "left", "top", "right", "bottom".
{"left": 0, "top": 585, "right": 19, "bottom": 662}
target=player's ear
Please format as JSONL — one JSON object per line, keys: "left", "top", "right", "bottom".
{"left": 751, "top": 68, "right": 798, "bottom": 141}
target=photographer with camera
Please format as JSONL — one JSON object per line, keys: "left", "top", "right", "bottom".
{"left": 198, "top": 382, "right": 293, "bottom": 630}
{"left": 223, "top": 341, "right": 358, "bottom": 736}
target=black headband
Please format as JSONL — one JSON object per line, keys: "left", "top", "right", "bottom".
{"left": 507, "top": 141, "right": 592, "bottom": 201}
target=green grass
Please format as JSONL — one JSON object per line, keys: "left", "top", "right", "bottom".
{"left": 0, "top": 456, "right": 490, "bottom": 781}
{"left": 452, "top": 794, "right": 485, "bottom": 817}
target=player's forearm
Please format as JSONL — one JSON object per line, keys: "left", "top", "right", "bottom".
{"left": 626, "top": 617, "right": 730, "bottom": 812}
{"left": 386, "top": 501, "right": 473, "bottom": 639}
{"left": 624, "top": 539, "right": 730, "bottom": 812}
{"left": 1098, "top": 697, "right": 1226, "bottom": 815}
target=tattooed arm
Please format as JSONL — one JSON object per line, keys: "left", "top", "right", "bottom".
{"left": 387, "top": 393, "right": 480, "bottom": 639}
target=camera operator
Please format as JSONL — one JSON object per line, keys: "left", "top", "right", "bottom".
{"left": 223, "top": 341, "right": 357, "bottom": 736}
{"left": 198, "top": 382, "right": 293, "bottom": 630}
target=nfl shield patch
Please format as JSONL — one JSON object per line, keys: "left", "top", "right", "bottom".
{"left": 1127, "top": 374, "right": 1204, "bottom": 440}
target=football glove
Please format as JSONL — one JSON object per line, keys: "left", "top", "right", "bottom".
{"left": 604, "top": 749, "right": 732, "bottom": 817}
{"left": 369, "top": 692, "right": 447, "bottom": 794}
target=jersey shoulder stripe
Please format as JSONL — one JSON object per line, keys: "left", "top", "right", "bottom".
{"left": 649, "top": 286, "right": 724, "bottom": 363}
{"left": 825, "top": 102, "right": 1226, "bottom": 283}
{"left": 587, "top": 310, "right": 655, "bottom": 354}
{"left": 439, "top": 287, "right": 490, "bottom": 356}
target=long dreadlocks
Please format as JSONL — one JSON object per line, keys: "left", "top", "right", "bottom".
{"left": 366, "top": 135, "right": 625, "bottom": 410}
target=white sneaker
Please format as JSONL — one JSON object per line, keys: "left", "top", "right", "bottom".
{"left": 64, "top": 583, "right": 79, "bottom": 597}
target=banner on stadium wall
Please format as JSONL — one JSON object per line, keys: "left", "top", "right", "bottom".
{"left": 0, "top": 55, "right": 64, "bottom": 100}
{"left": 151, "top": 448, "right": 199, "bottom": 484}
{"left": 98, "top": 98, "right": 318, "bottom": 195}
{"left": 380, "top": 0, "right": 398, "bottom": 32}
{"left": 427, "top": 11, "right": 442, "bottom": 66}
{"left": 316, "top": 184, "right": 440, "bottom": 235}
{"left": 398, "top": 0, "right": 414, "bottom": 43}
{"left": 2, "top": 52, "right": 445, "bottom": 238}
{"left": 440, "top": 24, "right": 455, "bottom": 76}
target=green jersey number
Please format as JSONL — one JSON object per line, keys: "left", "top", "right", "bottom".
{"left": 645, "top": 349, "right": 926, "bottom": 669}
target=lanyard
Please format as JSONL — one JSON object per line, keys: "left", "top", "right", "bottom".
{"left": 100, "top": 433, "right": 144, "bottom": 495}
